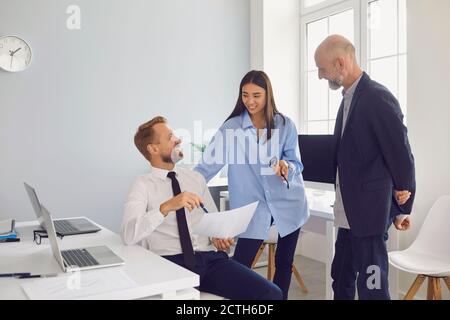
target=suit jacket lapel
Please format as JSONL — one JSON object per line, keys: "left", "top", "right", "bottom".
{"left": 341, "top": 72, "right": 369, "bottom": 141}
{"left": 334, "top": 98, "right": 344, "bottom": 147}
{"left": 333, "top": 98, "right": 345, "bottom": 171}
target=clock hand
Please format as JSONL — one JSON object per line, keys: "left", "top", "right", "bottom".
{"left": 10, "top": 54, "right": 13, "bottom": 70}
{"left": 11, "top": 47, "right": 22, "bottom": 55}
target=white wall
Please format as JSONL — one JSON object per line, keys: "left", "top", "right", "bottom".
{"left": 0, "top": 0, "right": 250, "bottom": 232}
{"left": 399, "top": 0, "right": 450, "bottom": 300}
{"left": 250, "top": 0, "right": 301, "bottom": 127}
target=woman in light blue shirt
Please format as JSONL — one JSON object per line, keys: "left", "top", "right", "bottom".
{"left": 194, "top": 70, "right": 309, "bottom": 299}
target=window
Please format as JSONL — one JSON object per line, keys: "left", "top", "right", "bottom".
{"left": 304, "top": 8, "right": 355, "bottom": 134}
{"left": 300, "top": 0, "right": 407, "bottom": 134}
{"left": 367, "top": 0, "right": 407, "bottom": 117}
{"left": 302, "top": 0, "right": 348, "bottom": 14}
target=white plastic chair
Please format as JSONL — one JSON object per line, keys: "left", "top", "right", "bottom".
{"left": 388, "top": 195, "right": 450, "bottom": 300}
{"left": 200, "top": 292, "right": 225, "bottom": 300}
{"left": 251, "top": 225, "right": 308, "bottom": 293}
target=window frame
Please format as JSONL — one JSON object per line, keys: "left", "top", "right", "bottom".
{"left": 301, "top": 0, "right": 353, "bottom": 16}
{"left": 300, "top": 0, "right": 362, "bottom": 134}
{"left": 300, "top": 0, "right": 406, "bottom": 134}
{"left": 366, "top": 0, "right": 407, "bottom": 120}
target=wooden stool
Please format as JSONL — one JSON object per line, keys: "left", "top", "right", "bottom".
{"left": 251, "top": 243, "right": 308, "bottom": 294}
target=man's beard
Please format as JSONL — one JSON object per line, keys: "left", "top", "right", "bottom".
{"left": 161, "top": 154, "right": 173, "bottom": 164}
{"left": 161, "top": 147, "right": 184, "bottom": 164}
{"left": 162, "top": 147, "right": 184, "bottom": 164}
{"left": 328, "top": 73, "right": 344, "bottom": 90}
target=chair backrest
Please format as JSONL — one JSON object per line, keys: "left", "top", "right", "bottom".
{"left": 409, "top": 195, "right": 450, "bottom": 258}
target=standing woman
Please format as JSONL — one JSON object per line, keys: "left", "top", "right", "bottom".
{"left": 194, "top": 70, "right": 310, "bottom": 300}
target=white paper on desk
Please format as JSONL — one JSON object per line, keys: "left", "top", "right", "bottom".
{"left": 193, "top": 201, "right": 259, "bottom": 238}
{"left": 21, "top": 268, "right": 138, "bottom": 300}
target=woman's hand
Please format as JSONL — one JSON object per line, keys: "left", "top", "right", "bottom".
{"left": 274, "top": 160, "right": 289, "bottom": 181}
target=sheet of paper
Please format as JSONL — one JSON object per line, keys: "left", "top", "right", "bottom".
{"left": 21, "top": 268, "right": 138, "bottom": 300}
{"left": 0, "top": 219, "right": 14, "bottom": 234}
{"left": 193, "top": 201, "right": 259, "bottom": 238}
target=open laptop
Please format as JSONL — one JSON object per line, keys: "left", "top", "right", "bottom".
{"left": 41, "top": 205, "right": 124, "bottom": 272}
{"left": 24, "top": 182, "right": 101, "bottom": 236}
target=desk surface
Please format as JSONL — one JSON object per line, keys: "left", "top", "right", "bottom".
{"left": 218, "top": 188, "right": 334, "bottom": 221}
{"left": 0, "top": 218, "right": 199, "bottom": 300}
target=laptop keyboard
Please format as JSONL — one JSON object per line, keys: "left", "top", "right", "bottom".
{"left": 54, "top": 220, "right": 79, "bottom": 233}
{"left": 61, "top": 249, "right": 100, "bottom": 268}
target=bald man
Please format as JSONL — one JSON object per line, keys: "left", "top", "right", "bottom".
{"left": 314, "top": 35, "right": 416, "bottom": 300}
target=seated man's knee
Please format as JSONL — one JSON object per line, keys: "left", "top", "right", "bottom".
{"left": 258, "top": 282, "right": 283, "bottom": 300}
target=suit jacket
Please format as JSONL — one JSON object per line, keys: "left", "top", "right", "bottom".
{"left": 333, "top": 72, "right": 416, "bottom": 237}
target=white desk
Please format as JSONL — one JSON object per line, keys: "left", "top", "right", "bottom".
{"left": 302, "top": 189, "right": 335, "bottom": 300}
{"left": 217, "top": 187, "right": 336, "bottom": 300}
{"left": 0, "top": 218, "right": 199, "bottom": 300}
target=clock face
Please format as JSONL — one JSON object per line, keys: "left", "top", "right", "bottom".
{"left": 0, "top": 36, "right": 32, "bottom": 72}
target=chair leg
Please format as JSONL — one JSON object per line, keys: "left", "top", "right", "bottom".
{"left": 404, "top": 275, "right": 426, "bottom": 300}
{"left": 427, "top": 277, "right": 435, "bottom": 300}
{"left": 433, "top": 278, "right": 442, "bottom": 300}
{"left": 268, "top": 244, "right": 276, "bottom": 281}
{"left": 444, "top": 277, "right": 450, "bottom": 292}
{"left": 251, "top": 244, "right": 266, "bottom": 268}
{"left": 292, "top": 264, "right": 308, "bottom": 294}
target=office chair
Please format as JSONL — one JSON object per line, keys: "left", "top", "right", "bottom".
{"left": 389, "top": 195, "right": 450, "bottom": 300}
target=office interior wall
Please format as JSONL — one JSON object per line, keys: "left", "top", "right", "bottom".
{"left": 0, "top": 0, "right": 250, "bottom": 232}
{"left": 250, "top": 0, "right": 301, "bottom": 128}
{"left": 399, "top": 0, "right": 450, "bottom": 300}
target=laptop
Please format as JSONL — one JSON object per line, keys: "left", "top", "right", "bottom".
{"left": 41, "top": 205, "right": 124, "bottom": 272}
{"left": 24, "top": 182, "right": 101, "bottom": 236}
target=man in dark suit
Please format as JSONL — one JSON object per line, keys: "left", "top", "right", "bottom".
{"left": 314, "top": 35, "right": 416, "bottom": 300}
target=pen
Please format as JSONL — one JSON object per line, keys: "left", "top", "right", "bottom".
{"left": 18, "top": 273, "right": 59, "bottom": 279}
{"left": 0, "top": 238, "right": 20, "bottom": 243}
{"left": 0, "top": 273, "right": 31, "bottom": 278}
{"left": 281, "top": 173, "right": 290, "bottom": 189}
{"left": 200, "top": 203, "right": 209, "bottom": 213}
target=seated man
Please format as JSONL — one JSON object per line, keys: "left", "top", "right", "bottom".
{"left": 121, "top": 116, "right": 282, "bottom": 300}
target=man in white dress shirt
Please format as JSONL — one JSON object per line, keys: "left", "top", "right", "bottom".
{"left": 121, "top": 116, "right": 282, "bottom": 300}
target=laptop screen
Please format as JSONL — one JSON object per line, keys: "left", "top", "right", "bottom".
{"left": 24, "top": 182, "right": 45, "bottom": 227}
{"left": 40, "top": 205, "right": 66, "bottom": 271}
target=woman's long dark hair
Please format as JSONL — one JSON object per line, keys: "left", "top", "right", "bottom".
{"left": 226, "top": 70, "right": 285, "bottom": 140}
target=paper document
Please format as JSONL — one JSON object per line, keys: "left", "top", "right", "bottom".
{"left": 0, "top": 219, "right": 14, "bottom": 234}
{"left": 193, "top": 201, "right": 259, "bottom": 238}
{"left": 21, "top": 268, "right": 138, "bottom": 300}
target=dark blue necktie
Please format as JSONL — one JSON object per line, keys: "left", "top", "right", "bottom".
{"left": 167, "top": 171, "right": 196, "bottom": 270}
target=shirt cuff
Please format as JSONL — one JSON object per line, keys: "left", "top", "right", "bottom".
{"left": 396, "top": 214, "right": 409, "bottom": 220}
{"left": 146, "top": 209, "right": 166, "bottom": 230}
{"left": 286, "top": 161, "right": 296, "bottom": 181}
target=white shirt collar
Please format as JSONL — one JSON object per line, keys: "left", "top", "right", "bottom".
{"left": 149, "top": 164, "right": 179, "bottom": 181}
{"left": 342, "top": 73, "right": 363, "bottom": 99}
